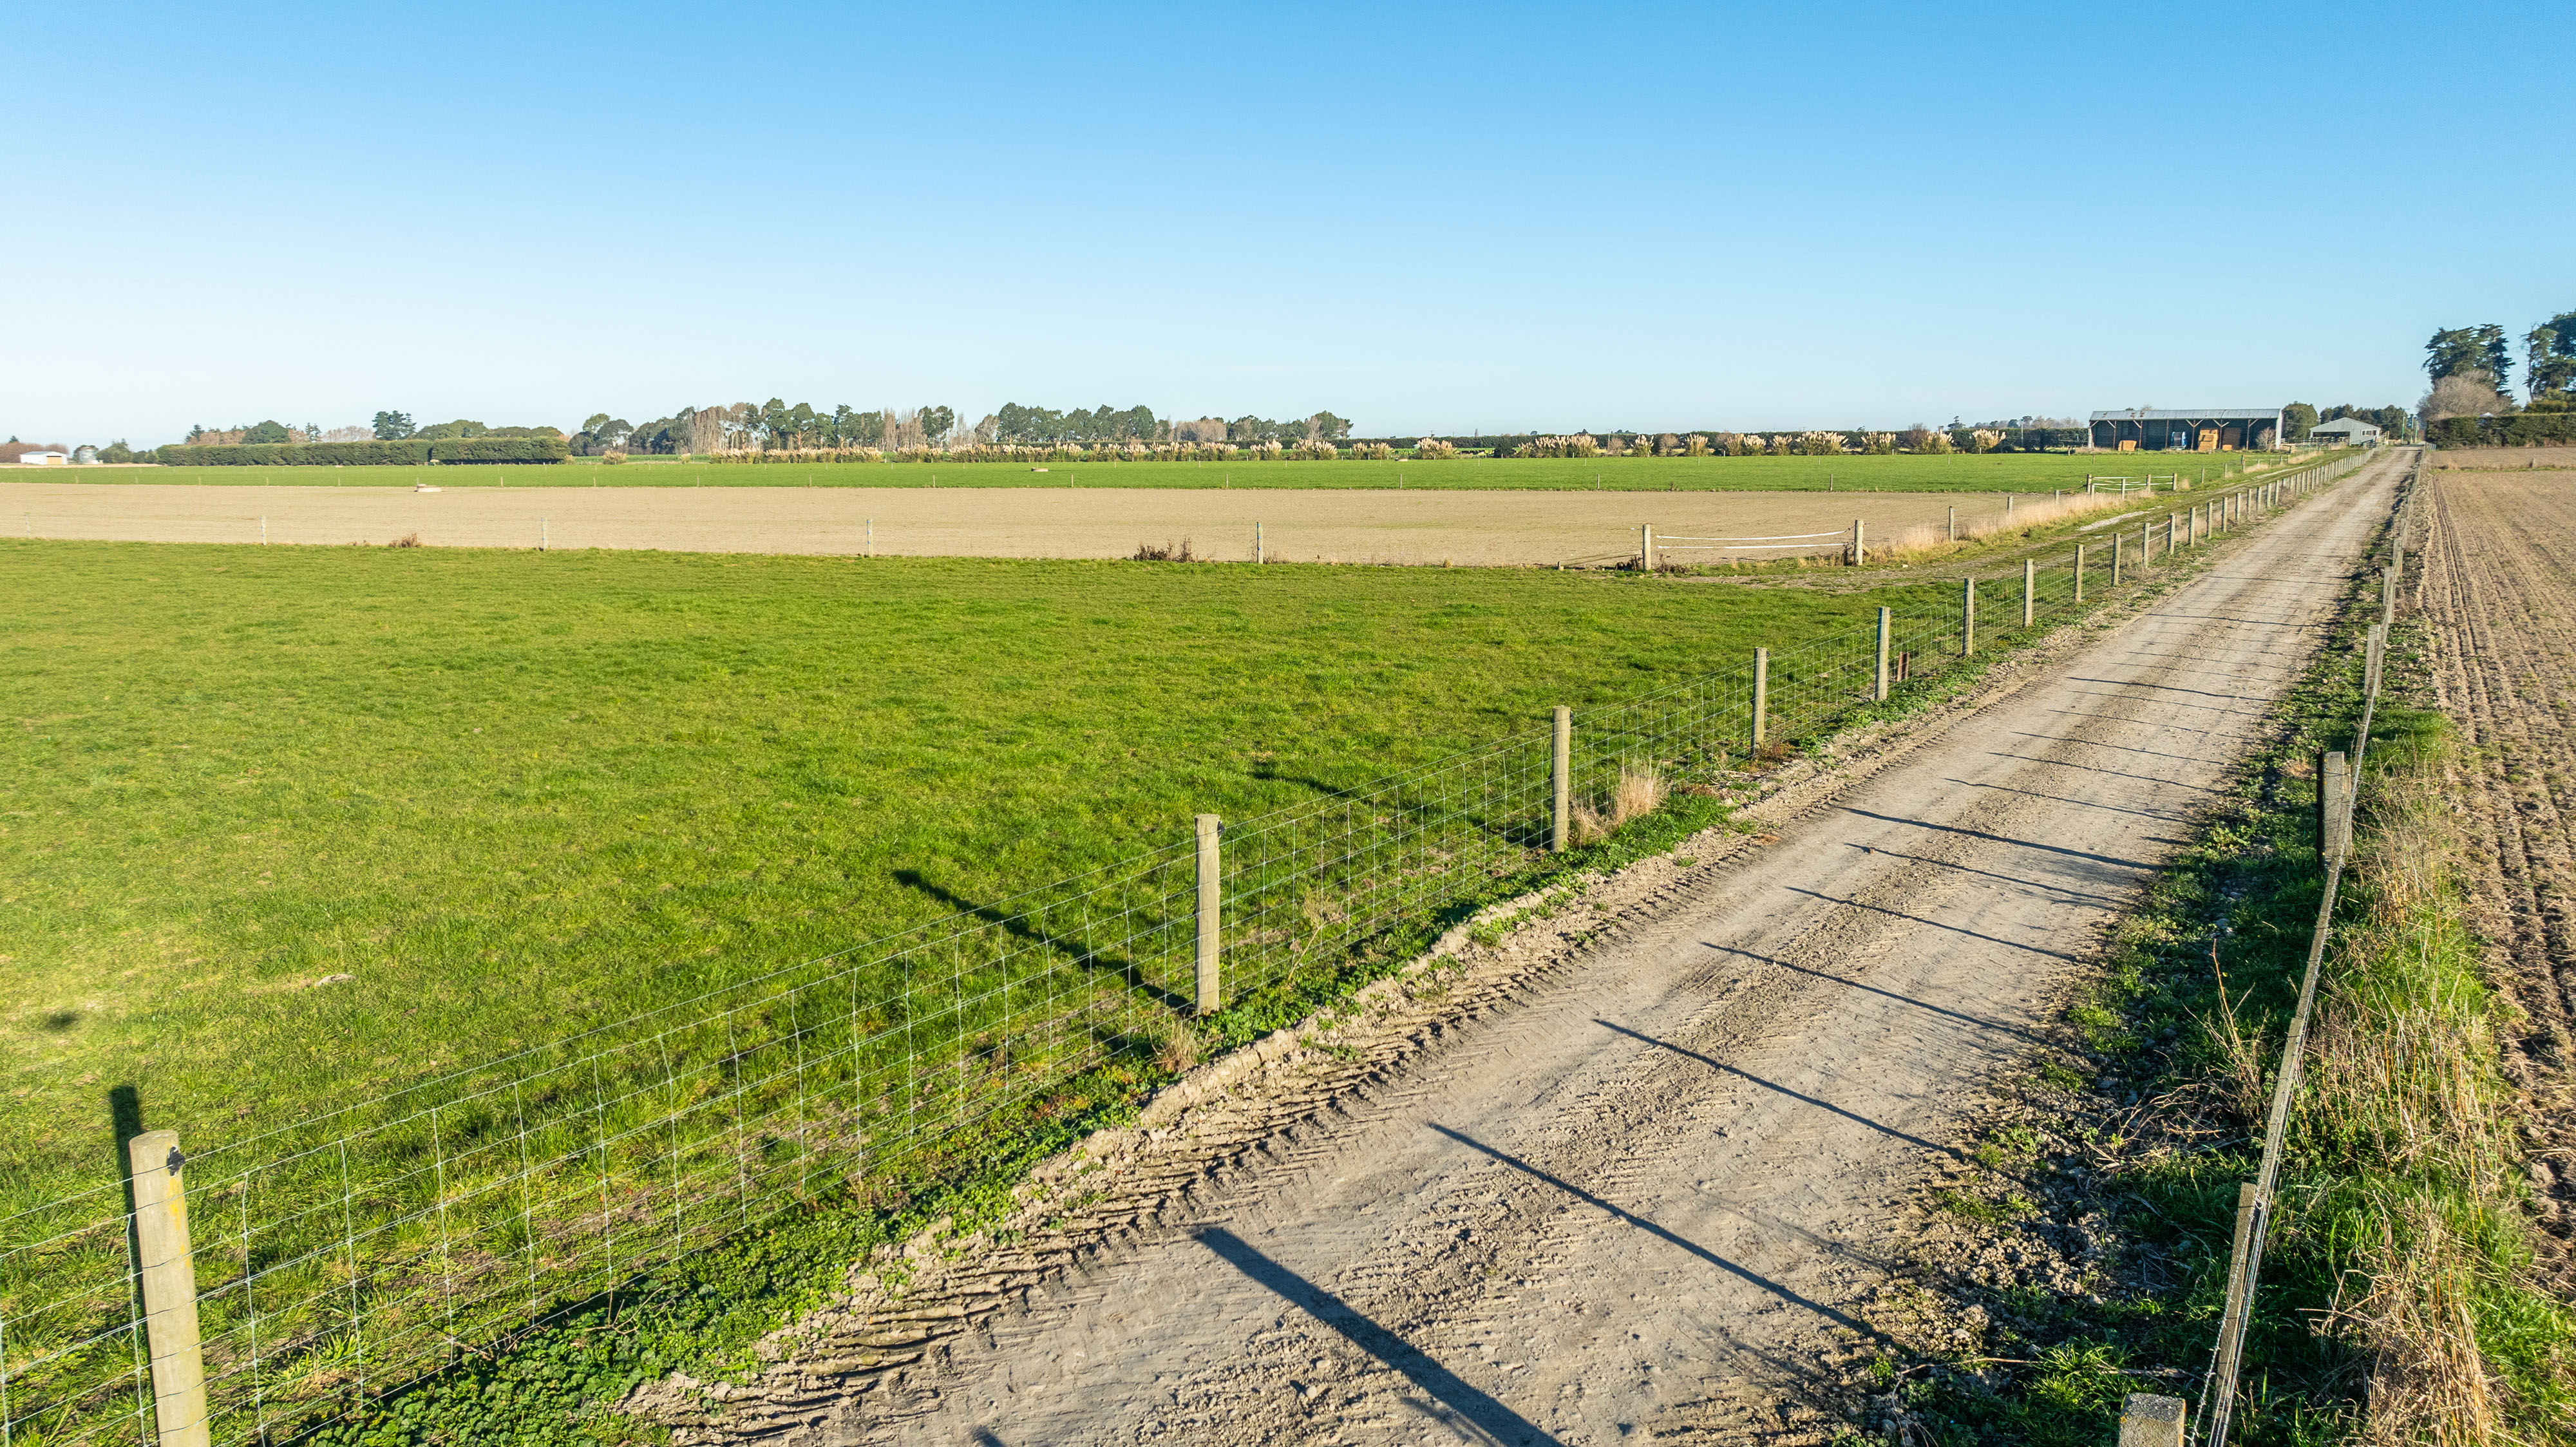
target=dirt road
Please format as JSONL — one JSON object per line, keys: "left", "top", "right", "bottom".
{"left": 0, "top": 481, "right": 2005, "bottom": 566}
{"left": 650, "top": 453, "right": 2405, "bottom": 1446}
{"left": 2416, "top": 467, "right": 2576, "bottom": 1281}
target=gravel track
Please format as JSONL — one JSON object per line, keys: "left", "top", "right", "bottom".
{"left": 639, "top": 454, "right": 2405, "bottom": 1446}
{"left": 2416, "top": 466, "right": 2576, "bottom": 1281}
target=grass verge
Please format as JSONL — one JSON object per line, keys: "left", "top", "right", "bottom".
{"left": 1859, "top": 522, "right": 2576, "bottom": 1444}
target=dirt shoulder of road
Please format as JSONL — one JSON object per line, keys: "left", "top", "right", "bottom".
{"left": 623, "top": 465, "right": 2384, "bottom": 1444}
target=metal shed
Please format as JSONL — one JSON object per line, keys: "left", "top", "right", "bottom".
{"left": 2307, "top": 417, "right": 2382, "bottom": 447}
{"left": 2088, "top": 408, "right": 2284, "bottom": 452}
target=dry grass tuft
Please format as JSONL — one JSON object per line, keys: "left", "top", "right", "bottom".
{"left": 1871, "top": 489, "right": 2160, "bottom": 563}
{"left": 385, "top": 533, "right": 422, "bottom": 548}
{"left": 1150, "top": 1015, "right": 1201, "bottom": 1075}
{"left": 1569, "top": 765, "right": 1665, "bottom": 845}
{"left": 1131, "top": 539, "right": 1197, "bottom": 562}
{"left": 2341, "top": 1189, "right": 2503, "bottom": 1446}
{"left": 2199, "top": 940, "right": 2269, "bottom": 1130}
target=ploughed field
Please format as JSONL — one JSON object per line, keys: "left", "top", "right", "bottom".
{"left": 2418, "top": 465, "right": 2576, "bottom": 1283}
{"left": 1, "top": 480, "right": 2044, "bottom": 563}
{"left": 0, "top": 539, "right": 1953, "bottom": 1204}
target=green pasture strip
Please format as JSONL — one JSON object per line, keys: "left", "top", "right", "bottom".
{"left": 84, "top": 451, "right": 2297, "bottom": 494}
{"left": 0, "top": 542, "right": 1931, "bottom": 1199}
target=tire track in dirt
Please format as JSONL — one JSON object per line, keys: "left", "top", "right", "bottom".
{"left": 635, "top": 455, "right": 2405, "bottom": 1446}
{"left": 2416, "top": 468, "right": 2576, "bottom": 1277}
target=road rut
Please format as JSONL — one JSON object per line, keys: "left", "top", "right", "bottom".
{"left": 676, "top": 455, "right": 2405, "bottom": 1446}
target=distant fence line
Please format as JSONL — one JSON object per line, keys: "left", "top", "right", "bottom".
{"left": 0, "top": 457, "right": 2367, "bottom": 1447}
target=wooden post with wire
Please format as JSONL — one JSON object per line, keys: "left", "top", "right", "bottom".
{"left": 1195, "top": 815, "right": 1221, "bottom": 1014}
{"left": 2202, "top": 1182, "right": 2266, "bottom": 1447}
{"left": 1640, "top": 524, "right": 1655, "bottom": 572}
{"left": 2074, "top": 543, "right": 2085, "bottom": 602}
{"left": 1873, "top": 607, "right": 1891, "bottom": 701}
{"left": 1751, "top": 648, "right": 1769, "bottom": 752}
{"left": 2320, "top": 751, "right": 2353, "bottom": 862}
{"left": 2023, "top": 558, "right": 2035, "bottom": 627}
{"left": 128, "top": 1128, "right": 210, "bottom": 1447}
{"left": 1850, "top": 518, "right": 1864, "bottom": 566}
{"left": 1961, "top": 579, "right": 1975, "bottom": 655}
{"left": 2118, "top": 1394, "right": 2186, "bottom": 1447}
{"left": 1550, "top": 706, "right": 1571, "bottom": 852}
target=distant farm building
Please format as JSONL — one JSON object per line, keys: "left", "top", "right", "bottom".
{"left": 2088, "top": 408, "right": 2284, "bottom": 452}
{"left": 17, "top": 450, "right": 68, "bottom": 466}
{"left": 2307, "top": 417, "right": 2382, "bottom": 447}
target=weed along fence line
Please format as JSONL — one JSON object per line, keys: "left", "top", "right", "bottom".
{"left": 2161, "top": 450, "right": 2422, "bottom": 1447}
{"left": 0, "top": 457, "right": 2368, "bottom": 1447}
{"left": 1623, "top": 469, "right": 2306, "bottom": 570}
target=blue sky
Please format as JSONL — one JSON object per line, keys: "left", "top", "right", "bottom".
{"left": 5, "top": 0, "right": 2569, "bottom": 445}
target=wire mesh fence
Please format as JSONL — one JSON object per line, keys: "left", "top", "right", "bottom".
{"left": 0, "top": 457, "right": 2365, "bottom": 1447}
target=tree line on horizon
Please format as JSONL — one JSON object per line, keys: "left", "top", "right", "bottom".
{"left": 2421, "top": 310, "right": 2576, "bottom": 419}
{"left": 564, "top": 401, "right": 1357, "bottom": 457}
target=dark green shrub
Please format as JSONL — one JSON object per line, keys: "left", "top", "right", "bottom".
{"left": 154, "top": 441, "right": 437, "bottom": 466}
{"left": 428, "top": 435, "right": 569, "bottom": 464}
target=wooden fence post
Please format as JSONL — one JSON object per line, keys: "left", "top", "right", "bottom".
{"left": 1195, "top": 815, "right": 1221, "bottom": 1014}
{"left": 128, "top": 1129, "right": 210, "bottom": 1447}
{"left": 2112, "top": 533, "right": 2124, "bottom": 586}
{"left": 1961, "top": 579, "right": 1976, "bottom": 656}
{"left": 1850, "top": 518, "right": 1864, "bottom": 566}
{"left": 1640, "top": 524, "right": 1655, "bottom": 572}
{"left": 1946, "top": 506, "right": 1956, "bottom": 543}
{"left": 2203, "top": 1182, "right": 2268, "bottom": 1447}
{"left": 2320, "top": 751, "right": 2352, "bottom": 862}
{"left": 2023, "top": 558, "right": 2035, "bottom": 627}
{"left": 1751, "top": 648, "right": 1769, "bottom": 751}
{"left": 1550, "top": 706, "right": 1571, "bottom": 852}
{"left": 1874, "top": 607, "right": 1891, "bottom": 701}
{"left": 2382, "top": 565, "right": 2398, "bottom": 630}
{"left": 2074, "top": 544, "right": 2085, "bottom": 603}
{"left": 2118, "top": 1393, "right": 2187, "bottom": 1447}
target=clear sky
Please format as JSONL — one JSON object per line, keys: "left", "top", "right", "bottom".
{"left": 5, "top": 1, "right": 2569, "bottom": 446}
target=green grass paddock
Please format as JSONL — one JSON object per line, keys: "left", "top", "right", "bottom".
{"left": 78, "top": 450, "right": 2292, "bottom": 493}
{"left": 0, "top": 538, "right": 1954, "bottom": 1203}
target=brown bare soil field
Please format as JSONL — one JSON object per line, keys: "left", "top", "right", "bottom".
{"left": 2429, "top": 447, "right": 2576, "bottom": 471}
{"left": 2418, "top": 466, "right": 2576, "bottom": 1275}
{"left": 0, "top": 482, "right": 2011, "bottom": 565}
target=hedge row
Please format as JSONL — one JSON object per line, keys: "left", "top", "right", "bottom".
{"left": 2430, "top": 413, "right": 2576, "bottom": 448}
{"left": 154, "top": 437, "right": 569, "bottom": 466}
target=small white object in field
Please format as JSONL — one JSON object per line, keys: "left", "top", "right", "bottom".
{"left": 415, "top": 484, "right": 442, "bottom": 493}
{"left": 310, "top": 973, "right": 356, "bottom": 987}
{"left": 1030, "top": 466, "right": 1049, "bottom": 473}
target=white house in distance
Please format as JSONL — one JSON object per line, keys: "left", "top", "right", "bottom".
{"left": 2308, "top": 417, "right": 2383, "bottom": 448}
{"left": 15, "top": 450, "right": 69, "bottom": 466}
